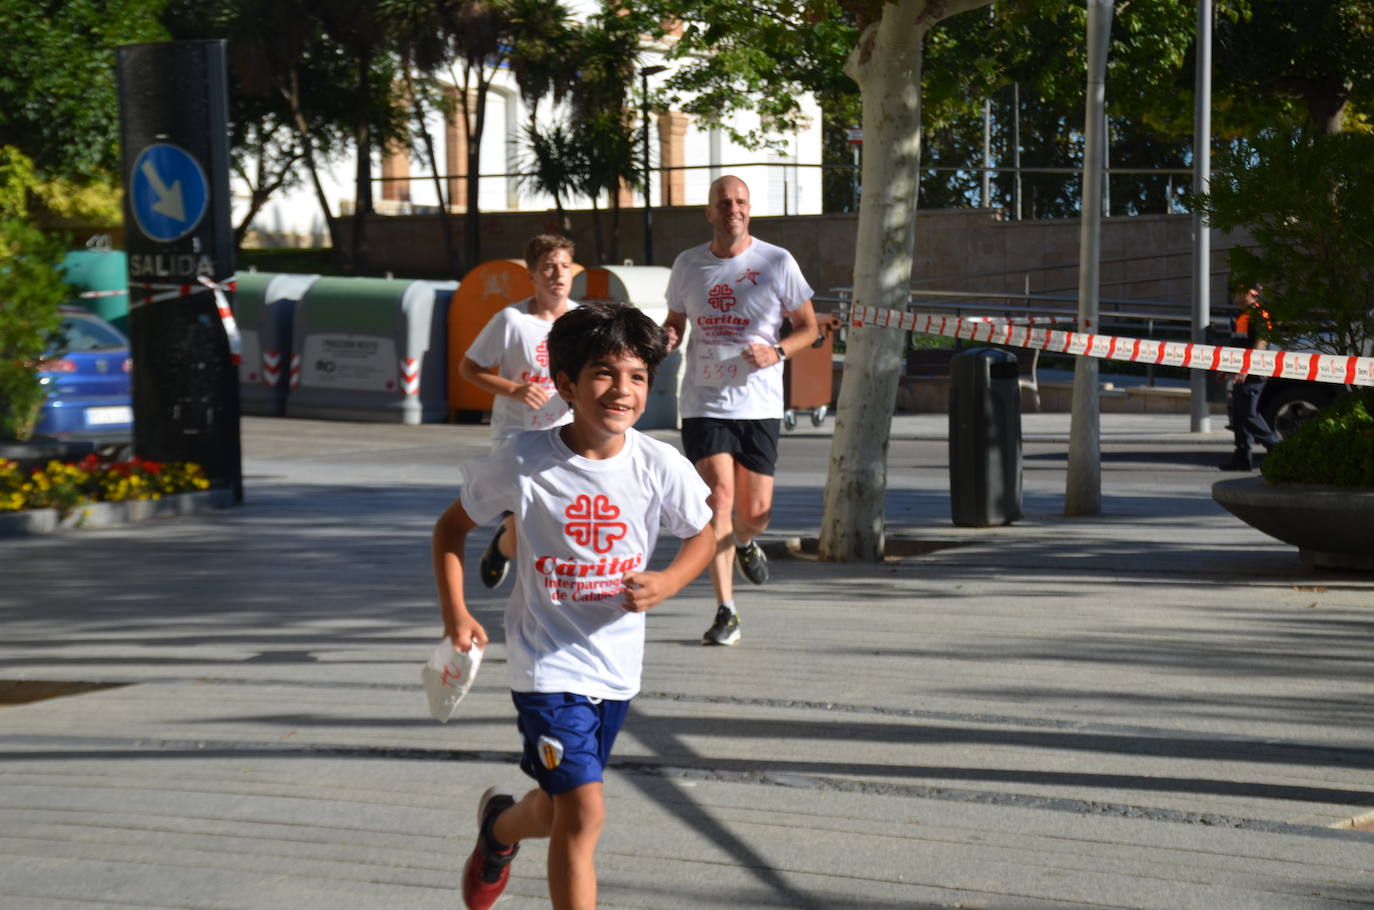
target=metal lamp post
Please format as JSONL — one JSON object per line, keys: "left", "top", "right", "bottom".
{"left": 639, "top": 64, "right": 667, "bottom": 265}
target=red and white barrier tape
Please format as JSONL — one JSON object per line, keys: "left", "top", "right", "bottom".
{"left": 849, "top": 304, "right": 1374, "bottom": 388}
{"left": 202, "top": 276, "right": 242, "bottom": 367}
{"left": 128, "top": 277, "right": 242, "bottom": 366}
{"left": 957, "top": 313, "right": 1074, "bottom": 326}
{"left": 77, "top": 288, "right": 129, "bottom": 299}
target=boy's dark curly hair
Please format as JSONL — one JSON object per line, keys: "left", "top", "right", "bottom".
{"left": 547, "top": 302, "right": 668, "bottom": 387}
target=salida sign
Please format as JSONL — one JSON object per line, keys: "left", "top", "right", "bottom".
{"left": 116, "top": 40, "right": 241, "bottom": 501}
{"left": 125, "top": 142, "right": 218, "bottom": 283}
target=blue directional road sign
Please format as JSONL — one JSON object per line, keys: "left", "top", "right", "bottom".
{"left": 129, "top": 143, "right": 209, "bottom": 243}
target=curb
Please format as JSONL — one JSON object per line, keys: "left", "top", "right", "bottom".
{"left": 0, "top": 488, "right": 236, "bottom": 538}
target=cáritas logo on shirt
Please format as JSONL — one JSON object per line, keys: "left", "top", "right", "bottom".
{"left": 532, "top": 494, "right": 641, "bottom": 603}
{"left": 519, "top": 369, "right": 554, "bottom": 388}
{"left": 564, "top": 494, "right": 626, "bottom": 552}
{"left": 707, "top": 283, "right": 736, "bottom": 312}
{"left": 534, "top": 552, "right": 644, "bottom": 578}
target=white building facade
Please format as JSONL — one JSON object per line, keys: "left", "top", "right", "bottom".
{"left": 234, "top": 21, "right": 824, "bottom": 248}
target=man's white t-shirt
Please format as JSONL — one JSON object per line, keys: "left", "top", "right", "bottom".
{"left": 464, "top": 299, "right": 577, "bottom": 443}
{"left": 666, "top": 238, "right": 815, "bottom": 420}
{"left": 460, "top": 427, "right": 711, "bottom": 700}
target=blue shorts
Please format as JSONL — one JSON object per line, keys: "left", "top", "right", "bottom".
{"left": 512, "top": 691, "right": 631, "bottom": 795}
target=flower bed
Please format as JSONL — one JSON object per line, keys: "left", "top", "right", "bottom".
{"left": 0, "top": 454, "right": 211, "bottom": 515}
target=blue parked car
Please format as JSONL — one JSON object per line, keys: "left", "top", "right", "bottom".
{"left": 32, "top": 307, "right": 133, "bottom": 452}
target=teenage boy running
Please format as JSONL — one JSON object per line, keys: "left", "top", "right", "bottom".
{"left": 459, "top": 234, "right": 579, "bottom": 588}
{"left": 434, "top": 302, "right": 714, "bottom": 910}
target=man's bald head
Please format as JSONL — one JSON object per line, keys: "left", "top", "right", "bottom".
{"left": 706, "top": 175, "right": 751, "bottom": 256}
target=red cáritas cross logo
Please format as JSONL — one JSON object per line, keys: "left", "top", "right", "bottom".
{"left": 707, "top": 284, "right": 736, "bottom": 313}
{"left": 564, "top": 494, "right": 628, "bottom": 553}
{"left": 535, "top": 339, "right": 549, "bottom": 367}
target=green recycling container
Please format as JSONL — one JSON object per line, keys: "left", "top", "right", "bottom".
{"left": 62, "top": 247, "right": 130, "bottom": 334}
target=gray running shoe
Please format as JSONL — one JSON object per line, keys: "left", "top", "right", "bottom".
{"left": 702, "top": 605, "right": 741, "bottom": 646}
{"left": 735, "top": 539, "right": 769, "bottom": 585}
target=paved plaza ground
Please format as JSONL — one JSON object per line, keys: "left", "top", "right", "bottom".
{"left": 1, "top": 412, "right": 1372, "bottom": 908}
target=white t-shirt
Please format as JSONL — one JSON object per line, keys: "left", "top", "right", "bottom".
{"left": 666, "top": 238, "right": 815, "bottom": 420}
{"left": 460, "top": 427, "right": 712, "bottom": 700}
{"left": 464, "top": 299, "right": 577, "bottom": 443}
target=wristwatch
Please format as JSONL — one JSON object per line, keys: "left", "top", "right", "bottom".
{"left": 773, "top": 343, "right": 787, "bottom": 362}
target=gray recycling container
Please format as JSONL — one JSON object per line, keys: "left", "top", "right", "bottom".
{"left": 286, "top": 277, "right": 457, "bottom": 424}
{"left": 949, "top": 348, "right": 1023, "bottom": 526}
{"left": 234, "top": 271, "right": 319, "bottom": 416}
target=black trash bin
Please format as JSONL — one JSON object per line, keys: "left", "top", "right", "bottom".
{"left": 949, "top": 348, "right": 1022, "bottom": 526}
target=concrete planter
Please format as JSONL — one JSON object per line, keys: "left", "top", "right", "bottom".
{"left": 0, "top": 488, "right": 234, "bottom": 538}
{"left": 1212, "top": 476, "right": 1374, "bottom": 571}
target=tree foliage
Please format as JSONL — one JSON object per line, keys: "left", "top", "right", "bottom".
{"left": 519, "top": 122, "right": 585, "bottom": 231}
{"left": 659, "top": 0, "right": 1374, "bottom": 215}
{"left": 0, "top": 149, "right": 68, "bottom": 441}
{"left": 0, "top": 0, "right": 169, "bottom": 180}
{"left": 162, "top": 0, "right": 362, "bottom": 253}
{"left": 306, "top": 0, "right": 410, "bottom": 268}
{"left": 1212, "top": 0, "right": 1374, "bottom": 135}
{"left": 660, "top": 0, "right": 858, "bottom": 149}
{"left": 0, "top": 0, "right": 142, "bottom": 434}
{"left": 568, "top": 10, "right": 650, "bottom": 263}
{"left": 1196, "top": 129, "right": 1374, "bottom": 358}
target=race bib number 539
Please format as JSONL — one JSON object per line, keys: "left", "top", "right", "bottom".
{"left": 694, "top": 344, "right": 749, "bottom": 387}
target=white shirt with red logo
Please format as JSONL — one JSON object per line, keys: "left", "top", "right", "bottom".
{"left": 464, "top": 299, "right": 578, "bottom": 443}
{"left": 460, "top": 427, "right": 712, "bottom": 700}
{"left": 666, "top": 238, "right": 815, "bottom": 419}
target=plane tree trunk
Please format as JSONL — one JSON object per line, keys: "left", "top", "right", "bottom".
{"left": 819, "top": 0, "right": 994, "bottom": 562}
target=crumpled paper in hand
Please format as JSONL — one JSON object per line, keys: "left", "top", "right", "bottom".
{"left": 422, "top": 638, "right": 483, "bottom": 722}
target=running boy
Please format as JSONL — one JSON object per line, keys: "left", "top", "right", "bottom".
{"left": 458, "top": 234, "right": 579, "bottom": 588}
{"left": 433, "top": 302, "right": 714, "bottom": 910}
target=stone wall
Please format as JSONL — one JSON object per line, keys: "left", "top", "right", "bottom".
{"left": 340, "top": 206, "right": 1245, "bottom": 311}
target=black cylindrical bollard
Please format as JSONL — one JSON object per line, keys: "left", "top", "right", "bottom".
{"left": 949, "top": 348, "right": 1023, "bottom": 526}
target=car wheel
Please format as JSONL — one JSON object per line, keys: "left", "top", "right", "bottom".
{"left": 1263, "top": 385, "right": 1333, "bottom": 440}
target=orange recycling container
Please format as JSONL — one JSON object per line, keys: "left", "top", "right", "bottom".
{"left": 447, "top": 258, "right": 583, "bottom": 418}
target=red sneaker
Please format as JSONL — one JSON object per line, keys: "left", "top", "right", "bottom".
{"left": 462, "top": 787, "right": 519, "bottom": 910}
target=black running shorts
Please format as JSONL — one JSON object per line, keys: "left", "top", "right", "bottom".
{"left": 681, "top": 417, "right": 781, "bottom": 476}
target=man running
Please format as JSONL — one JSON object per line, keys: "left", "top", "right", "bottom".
{"left": 664, "top": 175, "right": 819, "bottom": 646}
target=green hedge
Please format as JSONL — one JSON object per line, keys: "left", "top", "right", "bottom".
{"left": 1262, "top": 390, "right": 1374, "bottom": 487}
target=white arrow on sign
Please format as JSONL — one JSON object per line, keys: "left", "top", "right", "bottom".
{"left": 141, "top": 158, "right": 186, "bottom": 222}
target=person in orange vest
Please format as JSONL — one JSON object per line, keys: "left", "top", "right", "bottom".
{"left": 1220, "top": 283, "right": 1278, "bottom": 471}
